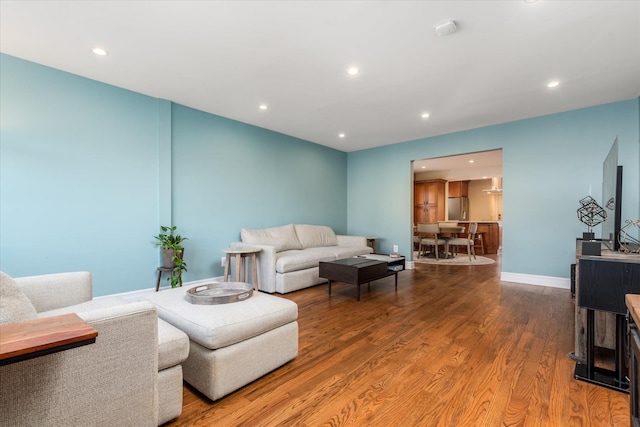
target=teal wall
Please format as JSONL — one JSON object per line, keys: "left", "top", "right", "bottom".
{"left": 170, "top": 104, "right": 347, "bottom": 282}
{"left": 2, "top": 53, "right": 638, "bottom": 295}
{"left": 0, "top": 54, "right": 347, "bottom": 296}
{"left": 347, "top": 99, "right": 640, "bottom": 279}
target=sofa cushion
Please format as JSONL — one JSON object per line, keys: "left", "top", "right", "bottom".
{"left": 294, "top": 224, "right": 338, "bottom": 249}
{"left": 241, "top": 224, "right": 302, "bottom": 252}
{"left": 275, "top": 249, "right": 336, "bottom": 274}
{"left": 0, "top": 271, "right": 38, "bottom": 325}
{"left": 144, "top": 285, "right": 298, "bottom": 351}
{"left": 308, "top": 246, "right": 374, "bottom": 259}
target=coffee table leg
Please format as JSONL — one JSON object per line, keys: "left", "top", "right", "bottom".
{"left": 395, "top": 273, "right": 398, "bottom": 289}
{"left": 328, "top": 280, "right": 332, "bottom": 295}
{"left": 357, "top": 284, "right": 360, "bottom": 301}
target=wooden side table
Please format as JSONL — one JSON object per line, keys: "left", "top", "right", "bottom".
{"left": 222, "top": 247, "right": 261, "bottom": 290}
{"left": 0, "top": 313, "right": 98, "bottom": 366}
{"left": 365, "top": 237, "right": 377, "bottom": 253}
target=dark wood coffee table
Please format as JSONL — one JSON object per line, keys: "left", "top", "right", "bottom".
{"left": 319, "top": 255, "right": 405, "bottom": 301}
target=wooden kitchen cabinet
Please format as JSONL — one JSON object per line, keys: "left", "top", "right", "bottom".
{"left": 448, "top": 180, "right": 469, "bottom": 197}
{"left": 414, "top": 179, "right": 445, "bottom": 224}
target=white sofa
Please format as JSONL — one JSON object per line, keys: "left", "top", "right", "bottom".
{"left": 0, "top": 271, "right": 190, "bottom": 426}
{"left": 231, "top": 224, "right": 373, "bottom": 294}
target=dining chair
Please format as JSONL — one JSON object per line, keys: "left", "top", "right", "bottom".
{"left": 446, "top": 222, "right": 478, "bottom": 261}
{"left": 474, "top": 231, "right": 485, "bottom": 255}
{"left": 417, "top": 223, "right": 447, "bottom": 260}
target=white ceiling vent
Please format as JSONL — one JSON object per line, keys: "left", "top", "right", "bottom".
{"left": 435, "top": 20, "right": 458, "bottom": 37}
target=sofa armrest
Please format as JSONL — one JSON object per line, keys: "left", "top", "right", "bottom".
{"left": 337, "top": 235, "right": 368, "bottom": 247}
{"left": 230, "top": 242, "right": 277, "bottom": 293}
{"left": 14, "top": 271, "right": 93, "bottom": 313}
{"left": 0, "top": 301, "right": 159, "bottom": 426}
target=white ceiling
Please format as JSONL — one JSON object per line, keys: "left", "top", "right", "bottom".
{"left": 413, "top": 149, "right": 502, "bottom": 180}
{"left": 1, "top": 1, "right": 639, "bottom": 153}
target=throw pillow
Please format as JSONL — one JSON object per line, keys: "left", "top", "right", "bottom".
{"left": 0, "top": 271, "right": 38, "bottom": 325}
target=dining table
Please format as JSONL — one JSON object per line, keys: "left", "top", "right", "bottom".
{"left": 438, "top": 225, "right": 465, "bottom": 235}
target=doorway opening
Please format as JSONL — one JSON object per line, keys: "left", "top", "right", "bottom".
{"left": 411, "top": 149, "right": 503, "bottom": 263}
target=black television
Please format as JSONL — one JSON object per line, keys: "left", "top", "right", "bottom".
{"left": 601, "top": 137, "right": 622, "bottom": 251}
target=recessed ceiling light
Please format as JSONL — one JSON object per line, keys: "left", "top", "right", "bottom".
{"left": 421, "top": 112, "right": 430, "bottom": 119}
{"left": 421, "top": 166, "right": 427, "bottom": 169}
{"left": 547, "top": 81, "right": 560, "bottom": 88}
{"left": 482, "top": 176, "right": 488, "bottom": 179}
{"left": 338, "top": 133, "right": 345, "bottom": 138}
{"left": 468, "top": 160, "right": 475, "bottom": 164}
{"left": 92, "top": 47, "right": 108, "bottom": 56}
{"left": 524, "top": 0, "right": 539, "bottom": 3}
{"left": 259, "top": 104, "right": 268, "bottom": 110}
{"left": 347, "top": 67, "right": 359, "bottom": 76}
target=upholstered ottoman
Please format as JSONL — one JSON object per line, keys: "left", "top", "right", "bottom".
{"left": 144, "top": 284, "right": 298, "bottom": 401}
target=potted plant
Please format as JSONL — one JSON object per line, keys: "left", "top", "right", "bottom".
{"left": 154, "top": 225, "right": 188, "bottom": 288}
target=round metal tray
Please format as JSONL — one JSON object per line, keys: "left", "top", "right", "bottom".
{"left": 186, "top": 282, "right": 253, "bottom": 305}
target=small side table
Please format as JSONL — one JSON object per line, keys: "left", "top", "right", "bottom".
{"left": 156, "top": 267, "right": 182, "bottom": 292}
{"left": 222, "top": 247, "right": 261, "bottom": 291}
{"left": 365, "top": 237, "right": 377, "bottom": 253}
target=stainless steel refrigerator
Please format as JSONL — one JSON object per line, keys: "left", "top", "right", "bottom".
{"left": 447, "top": 197, "right": 469, "bottom": 220}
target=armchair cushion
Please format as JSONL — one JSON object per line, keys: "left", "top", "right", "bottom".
{"left": 0, "top": 271, "right": 37, "bottom": 325}
{"left": 14, "top": 271, "right": 92, "bottom": 312}
{"left": 157, "top": 318, "right": 190, "bottom": 371}
{"left": 36, "top": 296, "right": 131, "bottom": 318}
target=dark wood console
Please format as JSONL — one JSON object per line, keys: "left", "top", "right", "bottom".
{"left": 574, "top": 254, "right": 640, "bottom": 392}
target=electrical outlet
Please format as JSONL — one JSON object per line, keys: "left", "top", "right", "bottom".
{"left": 393, "top": 245, "right": 399, "bottom": 253}
{"left": 221, "top": 256, "right": 226, "bottom": 267}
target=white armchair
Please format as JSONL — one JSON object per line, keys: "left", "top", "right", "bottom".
{"left": 0, "top": 271, "right": 189, "bottom": 426}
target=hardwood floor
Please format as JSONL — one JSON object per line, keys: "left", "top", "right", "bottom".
{"left": 164, "top": 256, "right": 629, "bottom": 426}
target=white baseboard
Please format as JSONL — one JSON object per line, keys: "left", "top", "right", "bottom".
{"left": 405, "top": 261, "right": 415, "bottom": 269}
{"left": 500, "top": 272, "right": 571, "bottom": 290}
{"left": 97, "top": 276, "right": 222, "bottom": 302}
